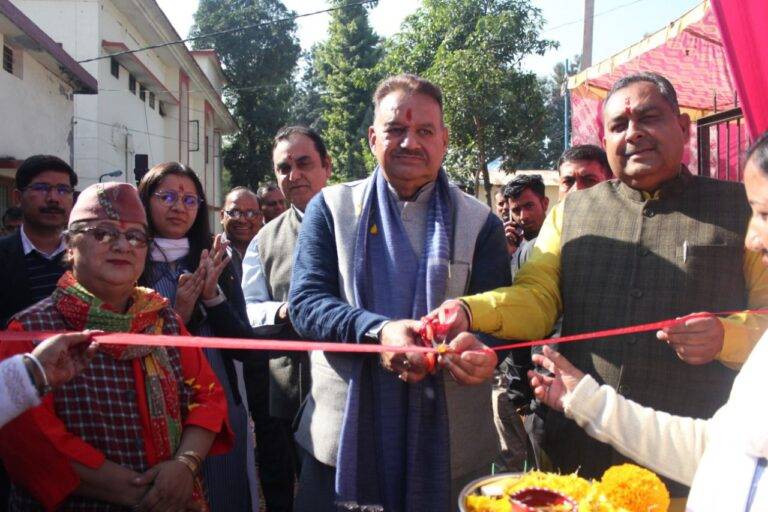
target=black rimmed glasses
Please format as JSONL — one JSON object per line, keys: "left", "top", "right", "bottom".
{"left": 153, "top": 190, "right": 203, "bottom": 209}
{"left": 23, "top": 183, "right": 75, "bottom": 197}
{"left": 70, "top": 225, "right": 151, "bottom": 248}
{"left": 225, "top": 208, "right": 262, "bottom": 220}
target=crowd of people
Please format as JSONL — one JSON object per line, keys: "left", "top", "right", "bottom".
{"left": 0, "top": 70, "right": 766, "bottom": 512}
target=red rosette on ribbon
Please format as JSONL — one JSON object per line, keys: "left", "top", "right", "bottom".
{"left": 418, "top": 303, "right": 460, "bottom": 373}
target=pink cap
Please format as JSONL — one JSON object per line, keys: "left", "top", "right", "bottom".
{"left": 69, "top": 182, "right": 147, "bottom": 227}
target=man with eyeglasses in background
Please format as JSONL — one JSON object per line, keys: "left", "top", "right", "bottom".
{"left": 242, "top": 125, "right": 332, "bottom": 512}
{"left": 258, "top": 182, "right": 288, "bottom": 223}
{"left": 0, "top": 154, "right": 77, "bottom": 509}
{"left": 0, "top": 155, "right": 77, "bottom": 326}
{"left": 220, "top": 186, "right": 263, "bottom": 282}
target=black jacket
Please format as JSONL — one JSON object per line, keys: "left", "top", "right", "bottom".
{"left": 193, "top": 262, "right": 294, "bottom": 406}
{"left": 0, "top": 231, "right": 35, "bottom": 327}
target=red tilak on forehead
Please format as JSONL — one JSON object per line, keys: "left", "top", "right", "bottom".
{"left": 624, "top": 97, "right": 632, "bottom": 116}
{"left": 405, "top": 108, "right": 412, "bottom": 122}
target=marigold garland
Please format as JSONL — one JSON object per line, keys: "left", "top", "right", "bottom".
{"left": 465, "top": 464, "right": 669, "bottom": 512}
{"left": 594, "top": 464, "right": 670, "bottom": 512}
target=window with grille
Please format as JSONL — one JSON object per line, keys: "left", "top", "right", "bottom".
{"left": 158, "top": 101, "right": 166, "bottom": 117}
{"left": 129, "top": 74, "right": 136, "bottom": 94}
{"left": 110, "top": 57, "right": 119, "bottom": 78}
{"left": 3, "top": 45, "right": 14, "bottom": 74}
{"left": 149, "top": 92, "right": 155, "bottom": 109}
{"left": 139, "top": 85, "right": 146, "bottom": 101}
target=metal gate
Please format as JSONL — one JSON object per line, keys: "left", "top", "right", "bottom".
{"left": 696, "top": 107, "right": 749, "bottom": 182}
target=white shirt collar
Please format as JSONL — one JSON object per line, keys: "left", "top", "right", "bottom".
{"left": 20, "top": 225, "right": 66, "bottom": 260}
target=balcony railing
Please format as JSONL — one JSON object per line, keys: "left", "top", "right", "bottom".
{"left": 696, "top": 107, "right": 749, "bottom": 182}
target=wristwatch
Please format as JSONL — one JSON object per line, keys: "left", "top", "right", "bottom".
{"left": 364, "top": 321, "right": 388, "bottom": 343}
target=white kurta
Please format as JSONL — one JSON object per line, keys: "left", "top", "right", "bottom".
{"left": 0, "top": 354, "right": 40, "bottom": 428}
{"left": 563, "top": 331, "right": 768, "bottom": 511}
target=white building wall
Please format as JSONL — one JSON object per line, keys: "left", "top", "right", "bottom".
{"left": 13, "top": 1, "right": 99, "bottom": 63}
{"left": 162, "top": 67, "right": 180, "bottom": 163}
{"left": 192, "top": 56, "right": 224, "bottom": 95}
{"left": 95, "top": 55, "right": 167, "bottom": 186}
{"left": 94, "top": 0, "right": 171, "bottom": 186}
{"left": 0, "top": 33, "right": 75, "bottom": 164}
{"left": 13, "top": 0, "right": 233, "bottom": 202}
{"left": 15, "top": 0, "right": 176, "bottom": 186}
{"left": 187, "top": 94, "right": 206, "bottom": 187}
{"left": 12, "top": 0, "right": 100, "bottom": 179}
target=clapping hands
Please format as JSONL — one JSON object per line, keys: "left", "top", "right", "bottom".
{"left": 174, "top": 235, "right": 231, "bottom": 324}
{"left": 200, "top": 235, "right": 231, "bottom": 301}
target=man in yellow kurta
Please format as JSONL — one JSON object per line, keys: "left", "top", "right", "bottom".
{"left": 433, "top": 72, "right": 768, "bottom": 499}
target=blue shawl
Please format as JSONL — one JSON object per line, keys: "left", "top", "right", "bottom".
{"left": 336, "top": 168, "right": 453, "bottom": 511}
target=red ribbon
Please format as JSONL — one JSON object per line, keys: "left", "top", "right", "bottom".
{"left": 0, "top": 331, "right": 435, "bottom": 354}
{"left": 1, "top": 309, "right": 766, "bottom": 354}
{"left": 491, "top": 309, "right": 768, "bottom": 351}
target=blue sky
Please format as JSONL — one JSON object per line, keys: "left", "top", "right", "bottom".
{"left": 157, "top": 0, "right": 702, "bottom": 78}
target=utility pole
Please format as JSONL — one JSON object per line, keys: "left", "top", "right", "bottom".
{"left": 581, "top": 0, "right": 595, "bottom": 70}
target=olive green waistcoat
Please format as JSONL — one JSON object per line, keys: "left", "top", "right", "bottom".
{"left": 256, "top": 207, "right": 310, "bottom": 420}
{"left": 544, "top": 174, "right": 750, "bottom": 496}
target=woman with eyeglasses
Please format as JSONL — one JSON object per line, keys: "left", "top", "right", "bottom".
{"left": 137, "top": 162, "right": 260, "bottom": 511}
{"left": 0, "top": 182, "right": 232, "bottom": 511}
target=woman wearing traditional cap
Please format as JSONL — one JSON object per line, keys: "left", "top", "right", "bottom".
{"left": 0, "top": 182, "right": 232, "bottom": 511}
{"left": 137, "top": 163, "right": 260, "bottom": 511}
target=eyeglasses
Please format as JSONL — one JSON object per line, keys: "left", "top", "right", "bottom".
{"left": 153, "top": 191, "right": 203, "bottom": 209}
{"left": 71, "top": 225, "right": 151, "bottom": 248}
{"left": 24, "top": 183, "right": 74, "bottom": 196}
{"left": 225, "top": 208, "right": 262, "bottom": 220}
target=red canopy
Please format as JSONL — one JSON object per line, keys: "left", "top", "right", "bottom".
{"left": 567, "top": 1, "right": 746, "bottom": 178}
{"left": 711, "top": 0, "right": 768, "bottom": 139}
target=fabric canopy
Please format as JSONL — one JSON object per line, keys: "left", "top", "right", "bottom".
{"left": 711, "top": 0, "right": 768, "bottom": 139}
{"left": 566, "top": 1, "right": 747, "bottom": 178}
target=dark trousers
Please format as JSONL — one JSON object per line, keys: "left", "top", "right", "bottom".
{"left": 294, "top": 448, "right": 337, "bottom": 512}
{"left": 0, "top": 463, "right": 8, "bottom": 512}
{"left": 256, "top": 417, "right": 299, "bottom": 512}
{"left": 247, "top": 360, "right": 300, "bottom": 512}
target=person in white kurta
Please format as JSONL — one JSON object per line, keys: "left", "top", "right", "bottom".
{"left": 0, "top": 332, "right": 97, "bottom": 428}
{"left": 531, "top": 335, "right": 767, "bottom": 511}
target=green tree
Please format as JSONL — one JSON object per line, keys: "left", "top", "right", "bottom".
{"left": 381, "top": 0, "right": 555, "bottom": 205}
{"left": 536, "top": 56, "right": 580, "bottom": 168}
{"left": 190, "top": 0, "right": 300, "bottom": 189}
{"left": 289, "top": 50, "right": 325, "bottom": 131}
{"left": 314, "top": 0, "right": 382, "bottom": 180}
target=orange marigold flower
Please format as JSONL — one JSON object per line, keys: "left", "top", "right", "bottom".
{"left": 595, "top": 464, "right": 670, "bottom": 512}
{"left": 465, "top": 495, "right": 511, "bottom": 512}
